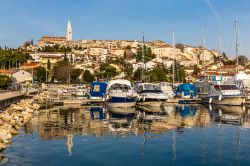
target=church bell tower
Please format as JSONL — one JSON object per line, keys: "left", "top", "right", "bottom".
{"left": 66, "top": 20, "right": 72, "bottom": 41}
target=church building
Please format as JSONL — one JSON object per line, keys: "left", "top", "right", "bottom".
{"left": 37, "top": 20, "right": 73, "bottom": 47}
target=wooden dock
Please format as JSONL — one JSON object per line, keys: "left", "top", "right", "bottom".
{"left": 0, "top": 91, "right": 25, "bottom": 109}
{"left": 54, "top": 99, "right": 104, "bottom": 106}
{"left": 167, "top": 98, "right": 201, "bottom": 104}
{"left": 0, "top": 89, "right": 39, "bottom": 109}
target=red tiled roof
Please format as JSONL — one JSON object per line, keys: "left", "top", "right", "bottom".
{"left": 0, "top": 70, "right": 12, "bottom": 74}
{"left": 21, "top": 62, "right": 40, "bottom": 67}
{"left": 41, "top": 36, "right": 66, "bottom": 40}
{"left": 40, "top": 55, "right": 63, "bottom": 58}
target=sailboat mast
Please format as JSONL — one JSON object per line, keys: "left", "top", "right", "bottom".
{"left": 201, "top": 26, "right": 205, "bottom": 77}
{"left": 235, "top": 20, "right": 239, "bottom": 73}
{"left": 172, "top": 29, "right": 175, "bottom": 87}
{"left": 217, "top": 26, "right": 222, "bottom": 78}
{"left": 141, "top": 32, "right": 145, "bottom": 82}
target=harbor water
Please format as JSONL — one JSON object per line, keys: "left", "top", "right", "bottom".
{"left": 1, "top": 104, "right": 250, "bottom": 166}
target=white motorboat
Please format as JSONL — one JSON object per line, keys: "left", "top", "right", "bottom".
{"left": 105, "top": 79, "right": 137, "bottom": 108}
{"left": 206, "top": 84, "right": 245, "bottom": 106}
{"left": 134, "top": 83, "right": 168, "bottom": 107}
{"left": 74, "top": 85, "right": 88, "bottom": 96}
{"left": 157, "top": 82, "right": 175, "bottom": 98}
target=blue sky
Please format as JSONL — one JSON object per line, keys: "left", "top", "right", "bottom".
{"left": 0, "top": 0, "right": 250, "bottom": 57}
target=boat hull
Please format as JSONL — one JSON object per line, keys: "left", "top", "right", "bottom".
{"left": 107, "top": 102, "right": 136, "bottom": 108}
{"left": 106, "top": 96, "right": 136, "bottom": 108}
{"left": 206, "top": 96, "right": 245, "bottom": 106}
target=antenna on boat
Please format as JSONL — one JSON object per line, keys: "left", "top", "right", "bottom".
{"left": 172, "top": 28, "right": 175, "bottom": 88}
{"left": 235, "top": 20, "right": 239, "bottom": 73}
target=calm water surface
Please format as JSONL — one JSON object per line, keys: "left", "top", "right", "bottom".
{"left": 1, "top": 104, "right": 250, "bottom": 166}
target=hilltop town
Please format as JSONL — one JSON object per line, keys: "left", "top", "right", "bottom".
{"left": 0, "top": 20, "right": 249, "bottom": 86}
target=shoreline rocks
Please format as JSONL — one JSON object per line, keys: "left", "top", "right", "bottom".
{"left": 0, "top": 99, "right": 40, "bottom": 150}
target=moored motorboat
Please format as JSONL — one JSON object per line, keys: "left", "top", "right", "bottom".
{"left": 74, "top": 85, "right": 88, "bottom": 96}
{"left": 105, "top": 79, "right": 137, "bottom": 108}
{"left": 206, "top": 84, "right": 245, "bottom": 106}
{"left": 156, "top": 82, "right": 175, "bottom": 98}
{"left": 134, "top": 83, "right": 168, "bottom": 107}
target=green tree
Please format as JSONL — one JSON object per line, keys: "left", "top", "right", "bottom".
{"left": 99, "top": 63, "right": 118, "bottom": 79}
{"left": 193, "top": 65, "right": 201, "bottom": 75}
{"left": 0, "top": 49, "right": 31, "bottom": 69}
{"left": 0, "top": 75, "right": 12, "bottom": 89}
{"left": 104, "top": 66, "right": 117, "bottom": 78}
{"left": 135, "top": 45, "right": 156, "bottom": 62}
{"left": 47, "top": 59, "right": 51, "bottom": 70}
{"left": 238, "top": 55, "right": 248, "bottom": 66}
{"left": 34, "top": 67, "right": 46, "bottom": 83}
{"left": 71, "top": 68, "right": 83, "bottom": 83}
{"left": 223, "top": 60, "right": 236, "bottom": 65}
{"left": 133, "top": 67, "right": 146, "bottom": 81}
{"left": 124, "top": 63, "right": 133, "bottom": 80}
{"left": 38, "top": 45, "right": 72, "bottom": 53}
{"left": 148, "top": 66, "right": 168, "bottom": 82}
{"left": 52, "top": 58, "right": 71, "bottom": 82}
{"left": 83, "top": 70, "right": 95, "bottom": 83}
{"left": 123, "top": 51, "right": 127, "bottom": 59}
{"left": 222, "top": 52, "right": 227, "bottom": 59}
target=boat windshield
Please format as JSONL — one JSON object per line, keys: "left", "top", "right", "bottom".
{"left": 139, "top": 84, "right": 162, "bottom": 93}
{"left": 214, "top": 85, "right": 238, "bottom": 91}
{"left": 110, "top": 83, "right": 131, "bottom": 91}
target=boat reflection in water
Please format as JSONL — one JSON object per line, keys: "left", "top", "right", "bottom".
{"left": 34, "top": 104, "right": 212, "bottom": 137}
{"left": 17, "top": 104, "right": 250, "bottom": 165}
{"left": 90, "top": 107, "right": 106, "bottom": 120}
{"left": 107, "top": 107, "right": 137, "bottom": 133}
{"left": 208, "top": 104, "right": 245, "bottom": 125}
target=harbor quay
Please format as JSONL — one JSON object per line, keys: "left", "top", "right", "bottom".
{"left": 0, "top": 81, "right": 249, "bottom": 152}
{"left": 0, "top": 82, "right": 250, "bottom": 166}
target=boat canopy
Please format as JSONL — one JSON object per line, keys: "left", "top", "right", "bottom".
{"left": 134, "top": 83, "right": 161, "bottom": 93}
{"left": 176, "top": 84, "right": 198, "bottom": 97}
{"left": 106, "top": 79, "right": 132, "bottom": 91}
{"left": 90, "top": 82, "right": 107, "bottom": 98}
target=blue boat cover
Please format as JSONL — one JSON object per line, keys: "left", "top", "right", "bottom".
{"left": 90, "top": 82, "right": 107, "bottom": 98}
{"left": 176, "top": 84, "right": 198, "bottom": 97}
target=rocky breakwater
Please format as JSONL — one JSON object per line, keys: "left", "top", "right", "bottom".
{"left": 0, "top": 99, "right": 40, "bottom": 150}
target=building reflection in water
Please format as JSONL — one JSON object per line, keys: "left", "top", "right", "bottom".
{"left": 66, "top": 134, "right": 73, "bottom": 156}
{"left": 24, "top": 104, "right": 250, "bottom": 160}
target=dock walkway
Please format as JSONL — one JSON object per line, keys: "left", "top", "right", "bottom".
{"left": 0, "top": 91, "right": 25, "bottom": 109}
{"left": 0, "top": 91, "right": 24, "bottom": 101}
{"left": 0, "top": 89, "right": 39, "bottom": 109}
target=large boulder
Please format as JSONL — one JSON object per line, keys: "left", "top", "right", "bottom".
{"left": 0, "top": 126, "right": 12, "bottom": 144}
